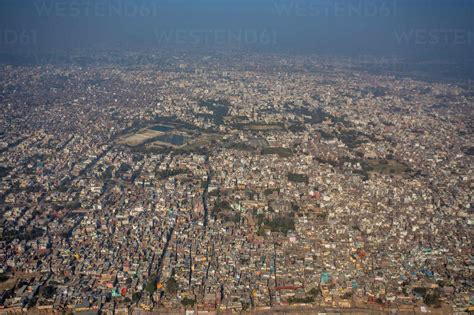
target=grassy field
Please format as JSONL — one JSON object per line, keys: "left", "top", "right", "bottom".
{"left": 244, "top": 123, "right": 284, "bottom": 131}
{"left": 117, "top": 128, "right": 164, "bottom": 147}
{"left": 262, "top": 147, "right": 293, "bottom": 157}
{"left": 368, "top": 159, "right": 410, "bottom": 174}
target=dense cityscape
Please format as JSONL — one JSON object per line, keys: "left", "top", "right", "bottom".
{"left": 0, "top": 53, "right": 472, "bottom": 314}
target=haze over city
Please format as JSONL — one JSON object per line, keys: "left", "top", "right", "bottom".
{"left": 0, "top": 0, "right": 473, "bottom": 314}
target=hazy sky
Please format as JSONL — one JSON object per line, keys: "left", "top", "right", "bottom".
{"left": 0, "top": 0, "right": 473, "bottom": 61}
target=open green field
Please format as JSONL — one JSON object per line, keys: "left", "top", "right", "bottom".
{"left": 117, "top": 128, "right": 165, "bottom": 147}
{"left": 262, "top": 147, "right": 293, "bottom": 157}
{"left": 368, "top": 159, "right": 410, "bottom": 174}
{"left": 246, "top": 123, "right": 284, "bottom": 131}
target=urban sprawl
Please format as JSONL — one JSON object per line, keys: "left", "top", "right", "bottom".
{"left": 0, "top": 54, "right": 472, "bottom": 314}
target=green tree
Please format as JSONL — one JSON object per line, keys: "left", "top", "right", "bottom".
{"left": 145, "top": 275, "right": 157, "bottom": 294}
{"left": 132, "top": 292, "right": 142, "bottom": 302}
{"left": 166, "top": 276, "right": 179, "bottom": 294}
{"left": 181, "top": 297, "right": 195, "bottom": 307}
